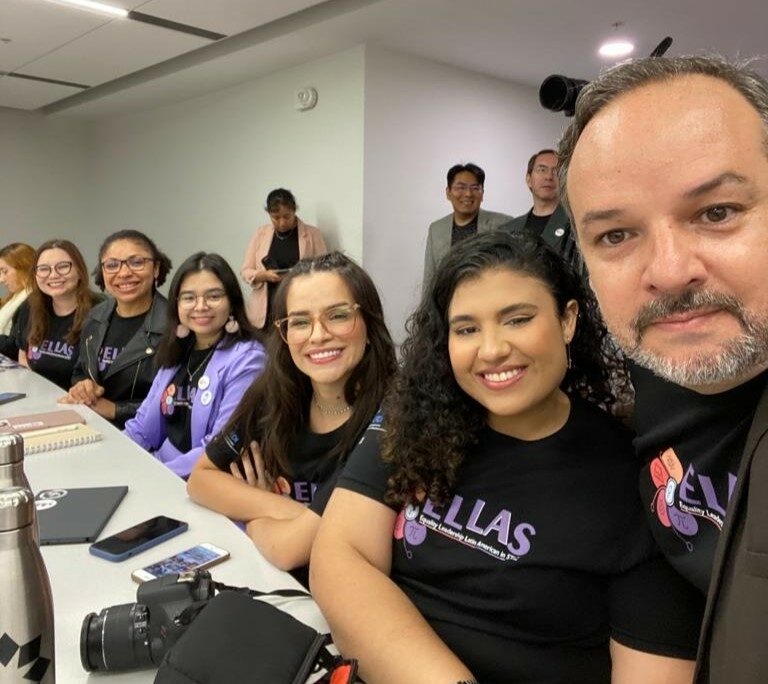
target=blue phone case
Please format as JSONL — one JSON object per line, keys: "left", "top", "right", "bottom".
{"left": 89, "top": 520, "right": 188, "bottom": 562}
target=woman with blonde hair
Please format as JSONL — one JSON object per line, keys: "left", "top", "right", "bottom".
{"left": 0, "top": 242, "right": 36, "bottom": 358}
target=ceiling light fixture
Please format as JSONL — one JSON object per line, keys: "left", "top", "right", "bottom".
{"left": 599, "top": 41, "right": 635, "bottom": 58}
{"left": 48, "top": 0, "right": 129, "bottom": 18}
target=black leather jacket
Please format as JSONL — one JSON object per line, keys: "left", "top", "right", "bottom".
{"left": 71, "top": 293, "right": 168, "bottom": 428}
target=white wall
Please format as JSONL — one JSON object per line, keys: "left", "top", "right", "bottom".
{"left": 362, "top": 45, "right": 566, "bottom": 343}
{"left": 85, "top": 45, "right": 366, "bottom": 281}
{"left": 0, "top": 107, "right": 89, "bottom": 249}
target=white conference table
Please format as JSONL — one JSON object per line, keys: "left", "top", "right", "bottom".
{"left": 0, "top": 362, "right": 329, "bottom": 682}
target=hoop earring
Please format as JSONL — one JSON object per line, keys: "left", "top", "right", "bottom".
{"left": 176, "top": 324, "right": 190, "bottom": 339}
{"left": 224, "top": 315, "right": 240, "bottom": 334}
{"left": 566, "top": 343, "right": 572, "bottom": 369}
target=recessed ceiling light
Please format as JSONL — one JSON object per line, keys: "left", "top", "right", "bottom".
{"left": 47, "top": 0, "right": 129, "bottom": 18}
{"left": 599, "top": 41, "right": 635, "bottom": 58}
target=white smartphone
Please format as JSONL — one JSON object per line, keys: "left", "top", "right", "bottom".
{"left": 131, "top": 542, "right": 230, "bottom": 583}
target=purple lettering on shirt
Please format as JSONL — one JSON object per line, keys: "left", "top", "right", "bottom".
{"left": 507, "top": 523, "right": 536, "bottom": 556}
{"left": 443, "top": 495, "right": 464, "bottom": 531}
{"left": 465, "top": 499, "right": 487, "bottom": 534}
{"left": 293, "top": 481, "right": 311, "bottom": 502}
{"left": 421, "top": 499, "right": 440, "bottom": 520}
{"left": 679, "top": 464, "right": 702, "bottom": 506}
{"left": 698, "top": 474, "right": 726, "bottom": 517}
{"left": 483, "top": 509, "right": 511, "bottom": 545}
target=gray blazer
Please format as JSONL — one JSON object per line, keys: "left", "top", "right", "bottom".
{"left": 497, "top": 204, "right": 583, "bottom": 275}
{"left": 423, "top": 209, "right": 512, "bottom": 286}
{"left": 694, "top": 383, "right": 768, "bottom": 682}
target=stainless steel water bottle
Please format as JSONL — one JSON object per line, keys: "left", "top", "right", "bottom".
{"left": 0, "top": 433, "right": 29, "bottom": 490}
{"left": 0, "top": 486, "right": 55, "bottom": 683}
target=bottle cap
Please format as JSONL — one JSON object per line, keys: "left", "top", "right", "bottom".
{"left": 0, "top": 486, "right": 35, "bottom": 532}
{"left": 0, "top": 432, "right": 24, "bottom": 466}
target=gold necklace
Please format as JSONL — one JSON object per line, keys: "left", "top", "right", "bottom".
{"left": 313, "top": 395, "right": 352, "bottom": 416}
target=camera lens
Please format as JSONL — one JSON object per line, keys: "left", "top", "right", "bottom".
{"left": 80, "top": 603, "right": 154, "bottom": 671}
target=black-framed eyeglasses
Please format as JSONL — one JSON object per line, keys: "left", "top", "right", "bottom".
{"left": 35, "top": 261, "right": 73, "bottom": 277}
{"left": 274, "top": 304, "right": 361, "bottom": 345}
{"left": 177, "top": 289, "right": 228, "bottom": 308}
{"left": 101, "top": 256, "right": 156, "bottom": 274}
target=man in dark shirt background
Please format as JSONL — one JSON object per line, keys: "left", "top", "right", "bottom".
{"left": 499, "top": 149, "right": 580, "bottom": 272}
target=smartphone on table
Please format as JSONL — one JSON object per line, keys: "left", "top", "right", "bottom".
{"left": 131, "top": 542, "right": 230, "bottom": 583}
{"left": 89, "top": 515, "right": 188, "bottom": 562}
{"left": 0, "top": 392, "right": 26, "bottom": 406}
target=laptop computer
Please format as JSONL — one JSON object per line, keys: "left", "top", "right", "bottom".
{"left": 35, "top": 486, "right": 128, "bottom": 545}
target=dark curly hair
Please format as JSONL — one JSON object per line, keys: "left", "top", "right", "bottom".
{"left": 383, "top": 230, "right": 629, "bottom": 507}
{"left": 219, "top": 251, "right": 397, "bottom": 479}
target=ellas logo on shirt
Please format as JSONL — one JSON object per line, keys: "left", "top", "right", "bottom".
{"left": 649, "top": 447, "right": 737, "bottom": 549}
{"left": 395, "top": 495, "right": 536, "bottom": 562}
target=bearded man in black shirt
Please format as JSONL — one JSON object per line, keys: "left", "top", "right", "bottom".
{"left": 559, "top": 55, "right": 768, "bottom": 683}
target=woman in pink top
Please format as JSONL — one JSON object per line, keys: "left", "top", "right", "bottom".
{"left": 241, "top": 188, "right": 327, "bottom": 329}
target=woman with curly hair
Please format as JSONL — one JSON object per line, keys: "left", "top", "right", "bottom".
{"left": 311, "top": 231, "right": 704, "bottom": 684}
{"left": 188, "top": 252, "right": 396, "bottom": 583}
{"left": 13, "top": 240, "right": 101, "bottom": 389}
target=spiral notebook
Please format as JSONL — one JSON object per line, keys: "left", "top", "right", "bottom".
{"left": 22, "top": 423, "right": 103, "bottom": 454}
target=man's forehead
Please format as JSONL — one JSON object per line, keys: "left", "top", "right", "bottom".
{"left": 570, "top": 75, "right": 763, "bottom": 183}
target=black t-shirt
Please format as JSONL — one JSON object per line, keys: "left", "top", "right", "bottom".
{"left": 163, "top": 347, "right": 215, "bottom": 453}
{"left": 265, "top": 228, "right": 300, "bottom": 326}
{"left": 13, "top": 303, "right": 79, "bottom": 390}
{"left": 98, "top": 311, "right": 145, "bottom": 400}
{"left": 337, "top": 400, "right": 704, "bottom": 683}
{"left": 523, "top": 209, "right": 552, "bottom": 237}
{"left": 631, "top": 362, "right": 767, "bottom": 592}
{"left": 450, "top": 214, "right": 479, "bottom": 245}
{"left": 206, "top": 418, "right": 345, "bottom": 516}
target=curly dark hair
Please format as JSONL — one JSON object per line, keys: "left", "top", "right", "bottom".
{"left": 219, "top": 251, "right": 397, "bottom": 479}
{"left": 383, "top": 230, "right": 629, "bottom": 507}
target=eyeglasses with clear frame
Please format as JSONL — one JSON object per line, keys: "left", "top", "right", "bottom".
{"left": 451, "top": 183, "right": 484, "bottom": 194}
{"left": 177, "top": 289, "right": 228, "bottom": 309}
{"left": 101, "top": 255, "right": 156, "bottom": 274}
{"left": 275, "top": 303, "right": 362, "bottom": 345}
{"left": 35, "top": 261, "right": 73, "bottom": 277}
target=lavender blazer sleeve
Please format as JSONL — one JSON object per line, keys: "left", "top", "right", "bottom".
{"left": 123, "top": 338, "right": 266, "bottom": 478}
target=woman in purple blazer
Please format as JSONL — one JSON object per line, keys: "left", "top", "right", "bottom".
{"left": 124, "top": 253, "right": 265, "bottom": 478}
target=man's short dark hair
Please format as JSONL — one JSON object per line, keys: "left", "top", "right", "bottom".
{"left": 446, "top": 163, "right": 485, "bottom": 188}
{"left": 526, "top": 149, "right": 558, "bottom": 175}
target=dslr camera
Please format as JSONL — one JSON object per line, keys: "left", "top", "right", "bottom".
{"left": 80, "top": 569, "right": 215, "bottom": 672}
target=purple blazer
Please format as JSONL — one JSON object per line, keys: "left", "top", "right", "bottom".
{"left": 124, "top": 338, "right": 265, "bottom": 478}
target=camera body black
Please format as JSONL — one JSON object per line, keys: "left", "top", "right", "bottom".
{"left": 80, "top": 569, "right": 215, "bottom": 672}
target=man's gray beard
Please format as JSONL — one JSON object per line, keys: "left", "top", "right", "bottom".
{"left": 625, "top": 330, "right": 768, "bottom": 387}
{"left": 618, "top": 289, "right": 768, "bottom": 387}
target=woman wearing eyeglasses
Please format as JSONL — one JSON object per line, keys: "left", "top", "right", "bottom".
{"left": 188, "top": 252, "right": 396, "bottom": 582}
{"left": 62, "top": 230, "right": 172, "bottom": 428}
{"left": 0, "top": 243, "right": 36, "bottom": 356}
{"left": 11, "top": 240, "right": 101, "bottom": 389}
{"left": 123, "top": 253, "right": 265, "bottom": 479}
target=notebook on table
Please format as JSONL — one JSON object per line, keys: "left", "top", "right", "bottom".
{"left": 35, "top": 486, "right": 128, "bottom": 545}
{"left": 0, "top": 409, "right": 102, "bottom": 454}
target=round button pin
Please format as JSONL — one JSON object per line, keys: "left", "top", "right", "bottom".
{"left": 197, "top": 375, "right": 210, "bottom": 390}
{"left": 200, "top": 390, "right": 213, "bottom": 406}
{"left": 554, "top": 228, "right": 565, "bottom": 237}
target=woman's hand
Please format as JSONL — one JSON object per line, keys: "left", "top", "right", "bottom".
{"left": 251, "top": 270, "right": 283, "bottom": 285}
{"left": 60, "top": 379, "right": 104, "bottom": 406}
{"left": 229, "top": 442, "right": 277, "bottom": 491}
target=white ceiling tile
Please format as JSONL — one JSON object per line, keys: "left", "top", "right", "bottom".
{"left": 0, "top": 73, "right": 82, "bottom": 109}
{"left": 20, "top": 18, "right": 209, "bottom": 86}
{"left": 138, "top": 0, "right": 326, "bottom": 36}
